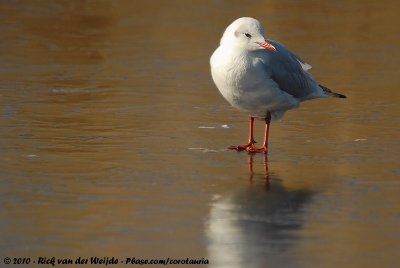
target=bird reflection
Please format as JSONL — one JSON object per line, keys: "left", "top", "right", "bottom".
{"left": 206, "top": 156, "right": 313, "bottom": 268}
{"left": 247, "top": 153, "right": 270, "bottom": 190}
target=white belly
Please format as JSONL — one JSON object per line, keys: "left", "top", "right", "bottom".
{"left": 210, "top": 48, "right": 299, "bottom": 119}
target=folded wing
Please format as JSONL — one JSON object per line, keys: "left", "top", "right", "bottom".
{"left": 263, "top": 40, "right": 318, "bottom": 100}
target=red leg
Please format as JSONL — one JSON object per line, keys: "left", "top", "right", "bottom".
{"left": 247, "top": 112, "right": 271, "bottom": 153}
{"left": 228, "top": 115, "right": 256, "bottom": 151}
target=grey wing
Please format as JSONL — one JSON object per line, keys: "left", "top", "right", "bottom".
{"left": 263, "top": 40, "right": 318, "bottom": 100}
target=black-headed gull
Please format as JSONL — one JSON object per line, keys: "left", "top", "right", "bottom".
{"left": 210, "top": 17, "right": 346, "bottom": 153}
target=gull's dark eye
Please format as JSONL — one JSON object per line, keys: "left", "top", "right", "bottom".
{"left": 244, "top": 33, "right": 252, "bottom": 38}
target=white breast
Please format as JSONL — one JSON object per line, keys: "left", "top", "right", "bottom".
{"left": 210, "top": 46, "right": 299, "bottom": 119}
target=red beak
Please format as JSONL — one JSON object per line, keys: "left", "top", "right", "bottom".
{"left": 256, "top": 41, "right": 277, "bottom": 52}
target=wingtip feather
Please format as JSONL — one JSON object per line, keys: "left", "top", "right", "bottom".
{"left": 331, "top": 92, "right": 347, "bottom": 98}
{"left": 319, "top": 84, "right": 346, "bottom": 99}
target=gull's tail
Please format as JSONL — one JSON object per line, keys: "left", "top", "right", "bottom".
{"left": 320, "top": 84, "right": 347, "bottom": 98}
